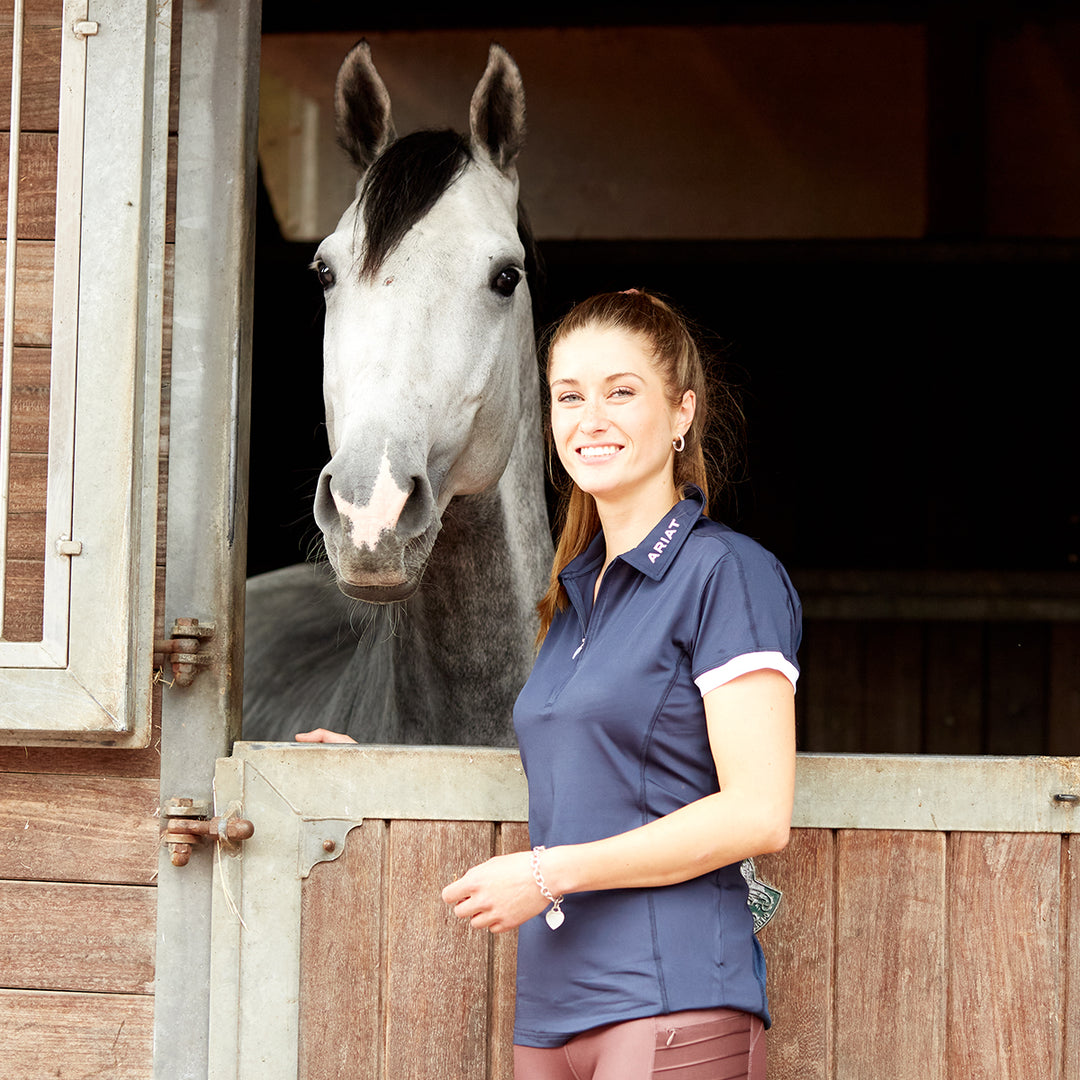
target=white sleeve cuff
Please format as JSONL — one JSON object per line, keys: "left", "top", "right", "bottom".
{"left": 694, "top": 651, "right": 799, "bottom": 696}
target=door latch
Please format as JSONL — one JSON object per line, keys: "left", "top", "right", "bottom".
{"left": 163, "top": 797, "right": 254, "bottom": 867}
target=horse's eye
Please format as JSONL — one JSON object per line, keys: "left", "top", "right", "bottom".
{"left": 313, "top": 260, "right": 335, "bottom": 289}
{"left": 491, "top": 266, "right": 521, "bottom": 298}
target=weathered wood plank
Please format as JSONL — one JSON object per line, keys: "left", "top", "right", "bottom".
{"left": 947, "top": 832, "right": 1061, "bottom": 1079}
{"left": 986, "top": 623, "right": 1049, "bottom": 755}
{"left": 863, "top": 622, "right": 923, "bottom": 752}
{"left": 385, "top": 819, "right": 493, "bottom": 1080}
{"left": 1049, "top": 623, "right": 1080, "bottom": 756}
{"left": 0, "top": 346, "right": 49, "bottom": 452}
{"left": 0, "top": 988, "right": 152, "bottom": 1080}
{"left": 924, "top": 622, "right": 984, "bottom": 754}
{"left": 3, "top": 557, "right": 43, "bottom": 640}
{"left": 0, "top": 879, "right": 155, "bottom": 993}
{"left": 757, "top": 828, "right": 834, "bottom": 1080}
{"left": 492, "top": 822, "right": 529, "bottom": 1080}
{"left": 299, "top": 820, "right": 384, "bottom": 1080}
{"left": 0, "top": 238, "right": 54, "bottom": 345}
{"left": 0, "top": 773, "right": 159, "bottom": 884}
{"left": 0, "top": 4, "right": 63, "bottom": 133}
{"left": 0, "top": 738, "right": 162, "bottom": 777}
{"left": 0, "top": 132, "right": 57, "bottom": 238}
{"left": 834, "top": 829, "right": 946, "bottom": 1080}
{"left": 1066, "top": 834, "right": 1080, "bottom": 1073}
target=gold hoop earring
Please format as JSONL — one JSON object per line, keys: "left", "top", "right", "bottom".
{"left": 672, "top": 434, "right": 685, "bottom": 453}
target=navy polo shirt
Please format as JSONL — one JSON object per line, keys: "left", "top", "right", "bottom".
{"left": 512, "top": 488, "right": 801, "bottom": 1048}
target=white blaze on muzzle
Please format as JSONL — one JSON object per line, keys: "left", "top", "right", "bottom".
{"left": 332, "top": 451, "right": 411, "bottom": 550}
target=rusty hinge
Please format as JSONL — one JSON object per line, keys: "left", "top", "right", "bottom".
{"left": 162, "top": 797, "right": 254, "bottom": 867}
{"left": 153, "top": 618, "right": 215, "bottom": 686}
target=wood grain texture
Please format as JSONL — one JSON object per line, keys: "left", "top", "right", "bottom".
{"left": 492, "top": 822, "right": 530, "bottom": 1080}
{"left": 835, "top": 829, "right": 947, "bottom": 1080}
{"left": 0, "top": 2, "right": 63, "bottom": 133}
{"left": 1065, "top": 835, "right": 1079, "bottom": 1074}
{"left": 0, "top": 132, "right": 57, "bottom": 238}
{"left": 0, "top": 239, "right": 54, "bottom": 345}
{"left": 948, "top": 832, "right": 1062, "bottom": 1080}
{"left": 0, "top": 738, "right": 162, "bottom": 777}
{"left": 757, "top": 828, "right": 834, "bottom": 1080}
{"left": 3, "top": 556, "right": 43, "bottom": 639}
{"left": 384, "top": 819, "right": 494, "bottom": 1080}
{"left": 0, "top": 345, "right": 49, "bottom": 452}
{"left": 0, "top": 773, "right": 159, "bottom": 884}
{"left": 0, "top": 879, "right": 155, "bottom": 992}
{"left": 0, "top": 988, "right": 152, "bottom": 1080}
{"left": 924, "top": 622, "right": 984, "bottom": 754}
{"left": 299, "top": 821, "right": 385, "bottom": 1080}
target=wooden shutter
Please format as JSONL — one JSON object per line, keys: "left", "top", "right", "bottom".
{"left": 0, "top": 0, "right": 171, "bottom": 745}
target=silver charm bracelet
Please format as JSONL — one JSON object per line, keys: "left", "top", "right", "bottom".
{"left": 530, "top": 845, "right": 565, "bottom": 929}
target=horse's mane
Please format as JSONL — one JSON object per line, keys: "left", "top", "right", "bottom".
{"left": 358, "top": 129, "right": 542, "bottom": 300}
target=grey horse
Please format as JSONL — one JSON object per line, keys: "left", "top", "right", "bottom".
{"left": 243, "top": 42, "right": 551, "bottom": 745}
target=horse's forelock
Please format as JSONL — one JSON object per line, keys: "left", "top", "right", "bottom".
{"left": 358, "top": 130, "right": 472, "bottom": 280}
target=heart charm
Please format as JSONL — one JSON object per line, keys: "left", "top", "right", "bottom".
{"left": 545, "top": 907, "right": 565, "bottom": 930}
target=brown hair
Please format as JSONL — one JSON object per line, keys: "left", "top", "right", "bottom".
{"left": 536, "top": 290, "right": 742, "bottom": 645}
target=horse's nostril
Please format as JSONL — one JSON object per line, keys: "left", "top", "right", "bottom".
{"left": 397, "top": 476, "right": 432, "bottom": 536}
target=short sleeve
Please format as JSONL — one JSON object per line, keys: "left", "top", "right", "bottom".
{"left": 689, "top": 538, "right": 802, "bottom": 694}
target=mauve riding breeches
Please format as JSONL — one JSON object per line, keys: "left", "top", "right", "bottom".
{"left": 513, "top": 1007, "right": 766, "bottom": 1080}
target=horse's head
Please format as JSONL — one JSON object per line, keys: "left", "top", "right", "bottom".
{"left": 311, "top": 43, "right": 534, "bottom": 603}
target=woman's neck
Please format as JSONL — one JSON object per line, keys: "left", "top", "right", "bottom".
{"left": 594, "top": 478, "right": 681, "bottom": 572}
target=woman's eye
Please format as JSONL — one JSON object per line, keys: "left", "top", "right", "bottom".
{"left": 491, "top": 266, "right": 522, "bottom": 298}
{"left": 312, "top": 260, "right": 335, "bottom": 289}
{"left": 611, "top": 387, "right": 634, "bottom": 399}
{"left": 556, "top": 392, "right": 582, "bottom": 404}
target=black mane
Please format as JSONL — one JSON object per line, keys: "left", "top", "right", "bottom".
{"left": 359, "top": 130, "right": 471, "bottom": 280}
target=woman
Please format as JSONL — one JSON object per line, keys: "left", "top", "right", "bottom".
{"left": 440, "top": 290, "right": 801, "bottom": 1080}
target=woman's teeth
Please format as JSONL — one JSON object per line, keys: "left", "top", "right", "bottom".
{"left": 578, "top": 445, "right": 620, "bottom": 459}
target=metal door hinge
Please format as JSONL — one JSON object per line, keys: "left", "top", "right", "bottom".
{"left": 162, "top": 797, "right": 254, "bottom": 867}
{"left": 153, "top": 618, "right": 215, "bottom": 686}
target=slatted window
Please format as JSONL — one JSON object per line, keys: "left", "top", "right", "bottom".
{"left": 0, "top": 0, "right": 171, "bottom": 745}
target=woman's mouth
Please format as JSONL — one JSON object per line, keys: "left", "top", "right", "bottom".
{"left": 576, "top": 444, "right": 622, "bottom": 461}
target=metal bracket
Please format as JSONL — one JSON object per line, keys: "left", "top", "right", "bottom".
{"left": 154, "top": 618, "right": 216, "bottom": 686}
{"left": 72, "top": 20, "right": 99, "bottom": 38}
{"left": 299, "top": 818, "right": 362, "bottom": 878}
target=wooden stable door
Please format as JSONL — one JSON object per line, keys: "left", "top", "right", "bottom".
{"left": 204, "top": 744, "right": 1080, "bottom": 1080}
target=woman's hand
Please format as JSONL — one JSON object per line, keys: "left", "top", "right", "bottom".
{"left": 294, "top": 728, "right": 357, "bottom": 743}
{"left": 442, "top": 851, "right": 548, "bottom": 934}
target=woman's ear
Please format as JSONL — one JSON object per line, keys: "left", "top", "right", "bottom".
{"left": 678, "top": 389, "right": 697, "bottom": 434}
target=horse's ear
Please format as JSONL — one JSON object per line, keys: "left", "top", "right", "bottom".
{"left": 469, "top": 44, "right": 526, "bottom": 174}
{"left": 334, "top": 40, "right": 397, "bottom": 173}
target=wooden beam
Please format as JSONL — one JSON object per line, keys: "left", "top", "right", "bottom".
{"left": 0, "top": 879, "right": 155, "bottom": 993}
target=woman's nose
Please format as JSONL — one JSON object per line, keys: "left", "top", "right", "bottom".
{"left": 580, "top": 400, "right": 608, "bottom": 432}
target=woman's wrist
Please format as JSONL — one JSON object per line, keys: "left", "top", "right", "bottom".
{"left": 532, "top": 843, "right": 579, "bottom": 898}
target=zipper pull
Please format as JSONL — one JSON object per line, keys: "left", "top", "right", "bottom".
{"left": 572, "top": 637, "right": 585, "bottom": 659}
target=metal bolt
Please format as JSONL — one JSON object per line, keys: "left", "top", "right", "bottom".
{"left": 323, "top": 839, "right": 336, "bottom": 853}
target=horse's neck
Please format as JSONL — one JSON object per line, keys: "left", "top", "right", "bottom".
{"left": 392, "top": 366, "right": 550, "bottom": 744}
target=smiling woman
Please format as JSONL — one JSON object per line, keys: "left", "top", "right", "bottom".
{"left": 442, "top": 290, "right": 801, "bottom": 1079}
